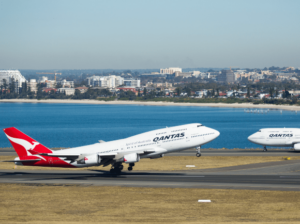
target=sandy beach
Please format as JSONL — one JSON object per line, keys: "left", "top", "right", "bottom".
{"left": 1, "top": 98, "right": 300, "bottom": 111}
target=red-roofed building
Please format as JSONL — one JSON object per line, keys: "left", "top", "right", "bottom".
{"left": 117, "top": 87, "right": 138, "bottom": 95}
{"left": 75, "top": 86, "right": 89, "bottom": 93}
{"left": 43, "top": 88, "right": 57, "bottom": 93}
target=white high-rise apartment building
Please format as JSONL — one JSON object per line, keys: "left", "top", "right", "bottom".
{"left": 27, "top": 79, "right": 37, "bottom": 93}
{"left": 59, "top": 79, "right": 74, "bottom": 88}
{"left": 86, "top": 75, "right": 124, "bottom": 88}
{"left": 124, "top": 79, "right": 140, "bottom": 87}
{"left": 0, "top": 70, "right": 26, "bottom": 88}
{"left": 160, "top": 67, "right": 182, "bottom": 74}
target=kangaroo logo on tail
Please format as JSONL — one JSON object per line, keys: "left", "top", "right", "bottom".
{"left": 5, "top": 134, "right": 40, "bottom": 156}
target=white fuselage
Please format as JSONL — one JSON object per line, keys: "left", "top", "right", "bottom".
{"left": 54, "top": 123, "right": 220, "bottom": 166}
{"left": 248, "top": 128, "right": 300, "bottom": 150}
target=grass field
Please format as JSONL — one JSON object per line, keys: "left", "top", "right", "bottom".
{"left": 1, "top": 155, "right": 299, "bottom": 171}
{"left": 0, "top": 184, "right": 299, "bottom": 224}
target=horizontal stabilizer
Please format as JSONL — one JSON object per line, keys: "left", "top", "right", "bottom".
{"left": 2, "top": 159, "right": 41, "bottom": 162}
{"left": 39, "top": 153, "right": 79, "bottom": 157}
{"left": 40, "top": 152, "right": 118, "bottom": 159}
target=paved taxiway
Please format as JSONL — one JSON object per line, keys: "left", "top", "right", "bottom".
{"left": 0, "top": 160, "right": 299, "bottom": 191}
{"left": 1, "top": 148, "right": 300, "bottom": 156}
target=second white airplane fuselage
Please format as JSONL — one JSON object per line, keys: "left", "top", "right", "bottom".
{"left": 248, "top": 128, "right": 300, "bottom": 150}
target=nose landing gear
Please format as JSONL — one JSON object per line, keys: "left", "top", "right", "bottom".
{"left": 196, "top": 146, "right": 201, "bottom": 157}
{"left": 263, "top": 146, "right": 268, "bottom": 152}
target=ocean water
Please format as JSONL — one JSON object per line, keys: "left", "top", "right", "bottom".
{"left": 0, "top": 102, "right": 299, "bottom": 149}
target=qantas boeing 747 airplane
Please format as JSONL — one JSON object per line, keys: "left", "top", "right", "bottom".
{"left": 3, "top": 123, "right": 220, "bottom": 174}
{"left": 248, "top": 128, "right": 300, "bottom": 151}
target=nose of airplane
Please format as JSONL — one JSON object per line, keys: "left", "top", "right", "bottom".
{"left": 207, "top": 128, "right": 220, "bottom": 140}
{"left": 214, "top": 129, "right": 220, "bottom": 139}
{"left": 248, "top": 133, "right": 257, "bottom": 143}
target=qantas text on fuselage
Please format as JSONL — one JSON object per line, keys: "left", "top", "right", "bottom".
{"left": 3, "top": 123, "right": 220, "bottom": 173}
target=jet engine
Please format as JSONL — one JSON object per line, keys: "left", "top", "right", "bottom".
{"left": 294, "top": 143, "right": 300, "bottom": 150}
{"left": 123, "top": 153, "right": 140, "bottom": 163}
{"left": 77, "top": 154, "right": 101, "bottom": 165}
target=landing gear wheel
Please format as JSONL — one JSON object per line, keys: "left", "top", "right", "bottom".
{"left": 110, "top": 163, "right": 123, "bottom": 175}
{"left": 196, "top": 146, "right": 201, "bottom": 157}
{"left": 263, "top": 147, "right": 267, "bottom": 152}
{"left": 128, "top": 166, "right": 133, "bottom": 171}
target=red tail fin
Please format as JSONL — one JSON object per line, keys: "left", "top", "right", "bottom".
{"left": 3, "top": 127, "right": 52, "bottom": 157}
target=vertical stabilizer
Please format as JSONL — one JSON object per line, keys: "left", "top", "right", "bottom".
{"left": 3, "top": 127, "right": 52, "bottom": 157}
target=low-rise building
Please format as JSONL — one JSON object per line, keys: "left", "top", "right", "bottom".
{"left": 75, "top": 86, "right": 89, "bottom": 93}
{"left": 174, "top": 71, "right": 192, "bottom": 78}
{"left": 195, "top": 90, "right": 207, "bottom": 98}
{"left": 151, "top": 82, "right": 172, "bottom": 88}
{"left": 117, "top": 87, "right": 139, "bottom": 95}
{"left": 57, "top": 88, "right": 75, "bottom": 95}
{"left": 160, "top": 67, "right": 182, "bottom": 74}
{"left": 42, "top": 88, "right": 57, "bottom": 93}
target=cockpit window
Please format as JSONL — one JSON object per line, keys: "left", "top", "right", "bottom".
{"left": 197, "top": 125, "right": 202, "bottom": 127}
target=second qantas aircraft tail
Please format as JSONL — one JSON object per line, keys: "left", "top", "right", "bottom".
{"left": 3, "top": 127, "right": 53, "bottom": 157}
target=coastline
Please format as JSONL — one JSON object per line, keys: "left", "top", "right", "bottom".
{"left": 1, "top": 99, "right": 300, "bottom": 111}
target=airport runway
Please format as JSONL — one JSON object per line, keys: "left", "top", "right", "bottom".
{"left": 0, "top": 160, "right": 299, "bottom": 191}
{"left": 1, "top": 148, "right": 300, "bottom": 156}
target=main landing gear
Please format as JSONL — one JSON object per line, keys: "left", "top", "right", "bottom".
{"left": 196, "top": 146, "right": 201, "bottom": 157}
{"left": 128, "top": 163, "right": 135, "bottom": 171}
{"left": 110, "top": 162, "right": 123, "bottom": 175}
{"left": 263, "top": 146, "right": 268, "bottom": 152}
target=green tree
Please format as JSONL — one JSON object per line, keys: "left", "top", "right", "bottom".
{"left": 21, "top": 82, "right": 27, "bottom": 94}
{"left": 56, "top": 83, "right": 62, "bottom": 88}
{"left": 247, "top": 86, "right": 250, "bottom": 98}
{"left": 2, "top": 79, "right": 8, "bottom": 92}
{"left": 175, "top": 87, "right": 181, "bottom": 96}
{"left": 292, "top": 96, "right": 298, "bottom": 104}
{"left": 9, "top": 78, "right": 15, "bottom": 93}
{"left": 269, "top": 87, "right": 274, "bottom": 98}
{"left": 282, "top": 87, "right": 291, "bottom": 98}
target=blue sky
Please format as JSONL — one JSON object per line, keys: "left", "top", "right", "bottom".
{"left": 0, "top": 0, "right": 299, "bottom": 69}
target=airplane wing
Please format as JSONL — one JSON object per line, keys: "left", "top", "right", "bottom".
{"left": 39, "top": 147, "right": 166, "bottom": 165}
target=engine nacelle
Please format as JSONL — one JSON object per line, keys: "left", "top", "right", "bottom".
{"left": 294, "top": 143, "right": 300, "bottom": 150}
{"left": 77, "top": 154, "right": 101, "bottom": 165}
{"left": 123, "top": 153, "right": 140, "bottom": 163}
{"left": 150, "top": 154, "right": 164, "bottom": 159}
